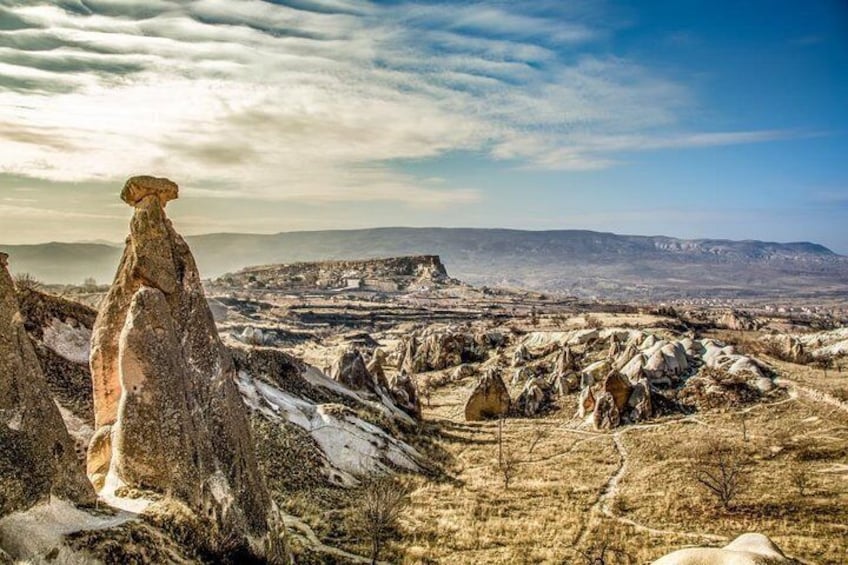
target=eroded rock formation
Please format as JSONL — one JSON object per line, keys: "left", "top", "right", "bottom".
{"left": 0, "top": 253, "right": 95, "bottom": 516}
{"left": 86, "top": 176, "right": 284, "bottom": 561}
{"left": 652, "top": 533, "right": 794, "bottom": 565}
{"left": 464, "top": 369, "right": 511, "bottom": 421}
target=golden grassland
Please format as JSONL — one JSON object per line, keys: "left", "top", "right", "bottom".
{"left": 392, "top": 332, "right": 848, "bottom": 564}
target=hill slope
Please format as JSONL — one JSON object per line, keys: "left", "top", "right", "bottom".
{"left": 3, "top": 228, "right": 847, "bottom": 300}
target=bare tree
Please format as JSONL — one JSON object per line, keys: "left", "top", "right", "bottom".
{"left": 494, "top": 417, "right": 520, "bottom": 489}
{"left": 790, "top": 465, "right": 811, "bottom": 497}
{"left": 691, "top": 438, "right": 748, "bottom": 510}
{"left": 350, "top": 476, "right": 411, "bottom": 564}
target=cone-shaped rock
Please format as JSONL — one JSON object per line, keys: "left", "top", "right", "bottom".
{"left": 86, "top": 176, "right": 284, "bottom": 561}
{"left": 0, "top": 253, "right": 95, "bottom": 516}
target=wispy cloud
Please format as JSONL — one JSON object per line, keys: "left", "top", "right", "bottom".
{"left": 0, "top": 0, "right": 798, "bottom": 205}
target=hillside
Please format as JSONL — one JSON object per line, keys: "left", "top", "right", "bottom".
{"left": 3, "top": 228, "right": 847, "bottom": 300}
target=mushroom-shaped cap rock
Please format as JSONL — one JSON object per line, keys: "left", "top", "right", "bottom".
{"left": 121, "top": 175, "right": 179, "bottom": 207}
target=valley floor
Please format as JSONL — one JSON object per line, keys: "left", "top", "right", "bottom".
{"left": 396, "top": 353, "right": 848, "bottom": 564}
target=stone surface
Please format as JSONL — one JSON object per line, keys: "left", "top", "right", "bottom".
{"left": 389, "top": 373, "right": 422, "bottom": 420}
{"left": 0, "top": 254, "right": 95, "bottom": 516}
{"left": 464, "top": 369, "right": 511, "bottom": 421}
{"left": 120, "top": 175, "right": 178, "bottom": 208}
{"left": 330, "top": 347, "right": 375, "bottom": 392}
{"left": 593, "top": 391, "right": 620, "bottom": 430}
{"left": 652, "top": 533, "right": 792, "bottom": 565}
{"left": 602, "top": 371, "right": 633, "bottom": 413}
{"left": 626, "top": 378, "right": 653, "bottom": 423}
{"left": 398, "top": 326, "right": 488, "bottom": 373}
{"left": 514, "top": 377, "right": 550, "bottom": 417}
{"left": 86, "top": 177, "right": 284, "bottom": 562}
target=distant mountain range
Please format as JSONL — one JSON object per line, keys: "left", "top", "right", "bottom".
{"left": 2, "top": 228, "right": 847, "bottom": 300}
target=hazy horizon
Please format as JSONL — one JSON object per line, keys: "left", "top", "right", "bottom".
{"left": 4, "top": 223, "right": 846, "bottom": 256}
{"left": 1, "top": 1, "right": 846, "bottom": 252}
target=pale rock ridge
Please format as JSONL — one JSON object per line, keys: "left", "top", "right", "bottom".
{"left": 652, "top": 532, "right": 794, "bottom": 565}
{"left": 86, "top": 177, "right": 284, "bottom": 561}
{"left": 0, "top": 253, "right": 95, "bottom": 516}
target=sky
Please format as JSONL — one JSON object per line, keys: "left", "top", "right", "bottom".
{"left": 0, "top": 0, "right": 847, "bottom": 252}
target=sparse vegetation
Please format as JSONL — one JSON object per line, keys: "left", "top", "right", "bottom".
{"left": 691, "top": 438, "right": 749, "bottom": 511}
{"left": 348, "top": 476, "right": 411, "bottom": 564}
{"left": 790, "top": 464, "right": 812, "bottom": 497}
{"left": 13, "top": 272, "right": 41, "bottom": 292}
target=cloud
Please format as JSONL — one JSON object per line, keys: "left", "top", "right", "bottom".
{"left": 0, "top": 0, "right": 798, "bottom": 206}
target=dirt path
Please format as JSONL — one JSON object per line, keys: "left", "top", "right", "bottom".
{"left": 283, "top": 513, "right": 383, "bottom": 564}
{"left": 572, "top": 420, "right": 733, "bottom": 548}
{"left": 775, "top": 377, "right": 848, "bottom": 414}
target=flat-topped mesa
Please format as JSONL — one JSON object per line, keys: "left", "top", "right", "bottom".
{"left": 0, "top": 255, "right": 95, "bottom": 516}
{"left": 120, "top": 175, "right": 178, "bottom": 208}
{"left": 87, "top": 176, "right": 285, "bottom": 562}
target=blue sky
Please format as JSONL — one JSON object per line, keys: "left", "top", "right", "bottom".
{"left": 0, "top": 0, "right": 846, "bottom": 252}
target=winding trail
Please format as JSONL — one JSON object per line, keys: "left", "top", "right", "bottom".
{"left": 571, "top": 376, "right": 848, "bottom": 549}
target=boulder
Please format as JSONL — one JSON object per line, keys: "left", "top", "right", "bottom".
{"left": 366, "top": 348, "right": 389, "bottom": 391}
{"left": 389, "top": 373, "right": 422, "bottom": 420}
{"left": 0, "top": 253, "right": 95, "bottom": 516}
{"left": 514, "top": 377, "right": 551, "bottom": 417}
{"left": 331, "top": 347, "right": 376, "bottom": 392}
{"left": 464, "top": 369, "right": 510, "bottom": 421}
{"left": 452, "top": 364, "right": 476, "bottom": 381}
{"left": 593, "top": 391, "right": 620, "bottom": 430}
{"left": 718, "top": 310, "right": 757, "bottom": 331}
{"left": 602, "top": 371, "right": 633, "bottom": 413}
{"left": 608, "top": 335, "right": 621, "bottom": 358}
{"left": 577, "top": 385, "right": 596, "bottom": 418}
{"left": 398, "top": 327, "right": 487, "bottom": 373}
{"left": 86, "top": 177, "right": 285, "bottom": 562}
{"left": 626, "top": 378, "right": 652, "bottom": 423}
{"left": 652, "top": 533, "right": 792, "bottom": 565}
{"left": 554, "top": 346, "right": 575, "bottom": 376}
{"left": 120, "top": 175, "right": 178, "bottom": 207}
{"left": 552, "top": 371, "right": 580, "bottom": 396}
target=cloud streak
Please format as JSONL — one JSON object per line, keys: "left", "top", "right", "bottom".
{"left": 0, "top": 0, "right": 798, "bottom": 205}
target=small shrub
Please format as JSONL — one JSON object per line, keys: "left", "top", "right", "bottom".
{"left": 348, "top": 475, "right": 411, "bottom": 564}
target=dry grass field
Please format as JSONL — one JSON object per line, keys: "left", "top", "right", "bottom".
{"left": 391, "top": 334, "right": 848, "bottom": 564}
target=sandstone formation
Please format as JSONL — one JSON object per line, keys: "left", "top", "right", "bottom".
{"left": 86, "top": 177, "right": 284, "bottom": 561}
{"left": 398, "top": 326, "right": 490, "bottom": 373}
{"left": 389, "top": 373, "right": 422, "bottom": 420}
{"left": 0, "top": 253, "right": 95, "bottom": 516}
{"left": 593, "top": 391, "right": 620, "bottom": 430}
{"left": 366, "top": 348, "right": 389, "bottom": 389}
{"left": 652, "top": 533, "right": 793, "bottom": 565}
{"left": 514, "top": 377, "right": 553, "bottom": 417}
{"left": 602, "top": 371, "right": 632, "bottom": 413}
{"left": 330, "top": 347, "right": 376, "bottom": 392}
{"left": 464, "top": 369, "right": 511, "bottom": 421}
